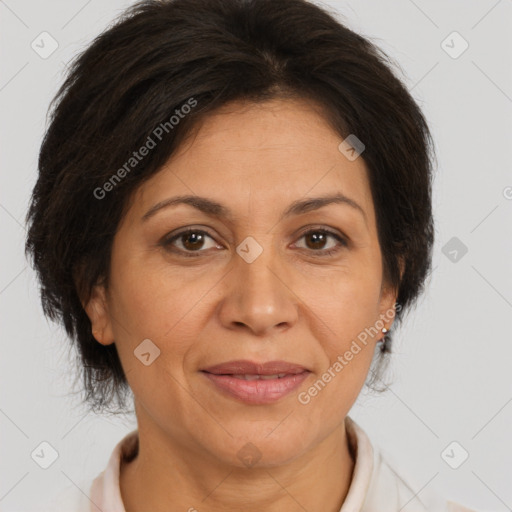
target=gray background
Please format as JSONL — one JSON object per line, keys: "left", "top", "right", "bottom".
{"left": 1, "top": 0, "right": 511, "bottom": 510}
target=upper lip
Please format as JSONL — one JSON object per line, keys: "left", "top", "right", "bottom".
{"left": 201, "top": 360, "right": 309, "bottom": 375}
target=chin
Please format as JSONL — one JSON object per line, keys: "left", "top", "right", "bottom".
{"left": 205, "top": 426, "right": 312, "bottom": 470}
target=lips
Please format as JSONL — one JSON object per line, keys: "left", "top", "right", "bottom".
{"left": 201, "top": 360, "right": 311, "bottom": 404}
{"left": 201, "top": 360, "right": 309, "bottom": 377}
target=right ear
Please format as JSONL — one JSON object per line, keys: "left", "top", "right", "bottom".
{"left": 83, "top": 283, "right": 115, "bottom": 346}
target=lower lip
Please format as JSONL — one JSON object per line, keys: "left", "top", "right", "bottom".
{"left": 202, "top": 371, "right": 310, "bottom": 404}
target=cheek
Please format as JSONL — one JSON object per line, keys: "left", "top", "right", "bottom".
{"left": 305, "top": 262, "right": 383, "bottom": 397}
{"left": 107, "top": 251, "right": 215, "bottom": 357}
{"left": 302, "top": 283, "right": 380, "bottom": 413}
{"left": 330, "top": 287, "right": 382, "bottom": 341}
{"left": 312, "top": 263, "right": 382, "bottom": 340}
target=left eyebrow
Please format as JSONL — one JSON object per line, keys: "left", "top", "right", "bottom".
{"left": 141, "top": 192, "right": 367, "bottom": 225}
{"left": 282, "top": 193, "right": 367, "bottom": 225}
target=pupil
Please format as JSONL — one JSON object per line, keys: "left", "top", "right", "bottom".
{"left": 183, "top": 232, "right": 203, "bottom": 250}
{"left": 308, "top": 232, "right": 325, "bottom": 249}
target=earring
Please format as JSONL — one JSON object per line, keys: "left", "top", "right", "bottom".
{"left": 378, "top": 326, "right": 388, "bottom": 343}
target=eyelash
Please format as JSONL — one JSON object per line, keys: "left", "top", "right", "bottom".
{"left": 159, "top": 227, "right": 348, "bottom": 258}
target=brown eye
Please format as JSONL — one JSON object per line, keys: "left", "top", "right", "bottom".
{"left": 304, "top": 231, "right": 329, "bottom": 250}
{"left": 180, "top": 231, "right": 207, "bottom": 251}
{"left": 161, "top": 228, "right": 221, "bottom": 256}
{"left": 294, "top": 229, "right": 347, "bottom": 256}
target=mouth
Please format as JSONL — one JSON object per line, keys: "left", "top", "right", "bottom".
{"left": 200, "top": 360, "right": 311, "bottom": 404}
{"left": 201, "top": 359, "right": 309, "bottom": 376}
{"left": 217, "top": 373, "right": 291, "bottom": 380}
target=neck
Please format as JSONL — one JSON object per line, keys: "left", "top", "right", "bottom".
{"left": 120, "top": 418, "right": 355, "bottom": 512}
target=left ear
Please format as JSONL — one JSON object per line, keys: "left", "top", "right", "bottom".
{"left": 378, "top": 257, "right": 404, "bottom": 329}
{"left": 378, "top": 283, "right": 398, "bottom": 330}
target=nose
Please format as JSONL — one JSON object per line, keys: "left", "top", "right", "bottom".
{"left": 217, "top": 241, "right": 299, "bottom": 337}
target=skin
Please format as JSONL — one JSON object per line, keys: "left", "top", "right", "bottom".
{"left": 85, "top": 97, "right": 398, "bottom": 512}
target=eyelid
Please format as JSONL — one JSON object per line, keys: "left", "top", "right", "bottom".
{"left": 291, "top": 226, "right": 348, "bottom": 252}
{"left": 293, "top": 224, "right": 347, "bottom": 241}
{"left": 160, "top": 226, "right": 220, "bottom": 248}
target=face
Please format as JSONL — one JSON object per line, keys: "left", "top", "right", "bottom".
{"left": 86, "top": 98, "right": 397, "bottom": 468}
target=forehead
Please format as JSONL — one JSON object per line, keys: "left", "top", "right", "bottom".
{"left": 131, "top": 98, "right": 375, "bottom": 226}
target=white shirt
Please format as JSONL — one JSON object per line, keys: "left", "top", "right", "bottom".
{"left": 43, "top": 416, "right": 475, "bottom": 511}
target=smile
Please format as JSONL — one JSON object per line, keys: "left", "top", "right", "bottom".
{"left": 200, "top": 360, "right": 311, "bottom": 404}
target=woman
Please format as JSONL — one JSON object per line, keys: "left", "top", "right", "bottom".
{"left": 26, "top": 0, "right": 475, "bottom": 510}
